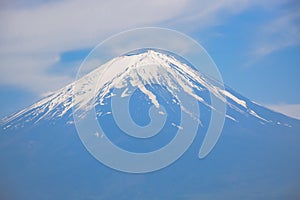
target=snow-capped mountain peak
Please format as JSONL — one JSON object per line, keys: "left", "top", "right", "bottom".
{"left": 1, "top": 50, "right": 282, "bottom": 129}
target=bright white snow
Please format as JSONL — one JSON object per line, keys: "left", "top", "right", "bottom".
{"left": 1, "top": 50, "right": 275, "bottom": 129}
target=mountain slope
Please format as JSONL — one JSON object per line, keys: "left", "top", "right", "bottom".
{"left": 0, "top": 50, "right": 300, "bottom": 200}
{"left": 1, "top": 50, "right": 294, "bottom": 130}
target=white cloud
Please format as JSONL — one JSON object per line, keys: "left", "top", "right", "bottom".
{"left": 171, "top": 0, "right": 257, "bottom": 28}
{"left": 266, "top": 104, "right": 300, "bottom": 120}
{"left": 0, "top": 53, "right": 72, "bottom": 94}
{"left": 0, "top": 0, "right": 189, "bottom": 94}
{"left": 0, "top": 0, "right": 294, "bottom": 95}
{"left": 252, "top": 7, "right": 300, "bottom": 57}
{"left": 0, "top": 0, "right": 188, "bottom": 54}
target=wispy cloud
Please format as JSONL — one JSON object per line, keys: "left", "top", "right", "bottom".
{"left": 0, "top": 0, "right": 188, "bottom": 94}
{"left": 266, "top": 103, "right": 300, "bottom": 120}
{"left": 170, "top": 0, "right": 263, "bottom": 29}
{"left": 0, "top": 0, "right": 189, "bottom": 54}
{"left": 0, "top": 0, "right": 295, "bottom": 95}
{"left": 252, "top": 5, "right": 300, "bottom": 57}
{"left": 0, "top": 53, "right": 71, "bottom": 94}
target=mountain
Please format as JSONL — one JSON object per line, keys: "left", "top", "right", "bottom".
{"left": 1, "top": 50, "right": 300, "bottom": 200}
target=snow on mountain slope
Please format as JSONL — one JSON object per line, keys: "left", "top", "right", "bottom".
{"left": 0, "top": 50, "right": 288, "bottom": 130}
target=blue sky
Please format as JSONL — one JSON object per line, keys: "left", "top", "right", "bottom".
{"left": 0, "top": 0, "right": 299, "bottom": 119}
